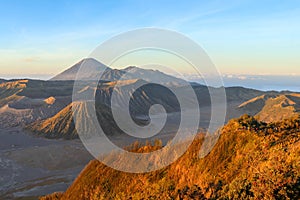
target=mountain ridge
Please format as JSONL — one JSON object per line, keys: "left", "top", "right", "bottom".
{"left": 41, "top": 115, "right": 300, "bottom": 200}
{"left": 238, "top": 93, "right": 300, "bottom": 122}
{"left": 51, "top": 58, "right": 188, "bottom": 86}
{"left": 1, "top": 59, "right": 300, "bottom": 138}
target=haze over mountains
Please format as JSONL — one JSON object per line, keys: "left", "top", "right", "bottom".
{"left": 51, "top": 58, "right": 187, "bottom": 86}
{"left": 0, "top": 58, "right": 300, "bottom": 140}
{"left": 1, "top": 58, "right": 300, "bottom": 199}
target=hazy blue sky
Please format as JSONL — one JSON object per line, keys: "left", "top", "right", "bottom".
{"left": 0, "top": 0, "right": 299, "bottom": 78}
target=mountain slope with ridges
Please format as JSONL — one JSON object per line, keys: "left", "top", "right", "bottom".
{"left": 41, "top": 115, "right": 300, "bottom": 200}
{"left": 238, "top": 93, "right": 300, "bottom": 122}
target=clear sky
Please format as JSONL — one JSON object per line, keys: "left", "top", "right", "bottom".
{"left": 0, "top": 0, "right": 300, "bottom": 79}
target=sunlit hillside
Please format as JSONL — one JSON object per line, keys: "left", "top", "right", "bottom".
{"left": 41, "top": 115, "right": 300, "bottom": 200}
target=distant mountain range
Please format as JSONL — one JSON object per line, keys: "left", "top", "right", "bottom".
{"left": 51, "top": 58, "right": 186, "bottom": 86}
{"left": 238, "top": 93, "right": 300, "bottom": 122}
{"left": 0, "top": 58, "right": 300, "bottom": 139}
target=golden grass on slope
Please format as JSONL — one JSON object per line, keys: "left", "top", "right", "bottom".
{"left": 41, "top": 115, "right": 300, "bottom": 200}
